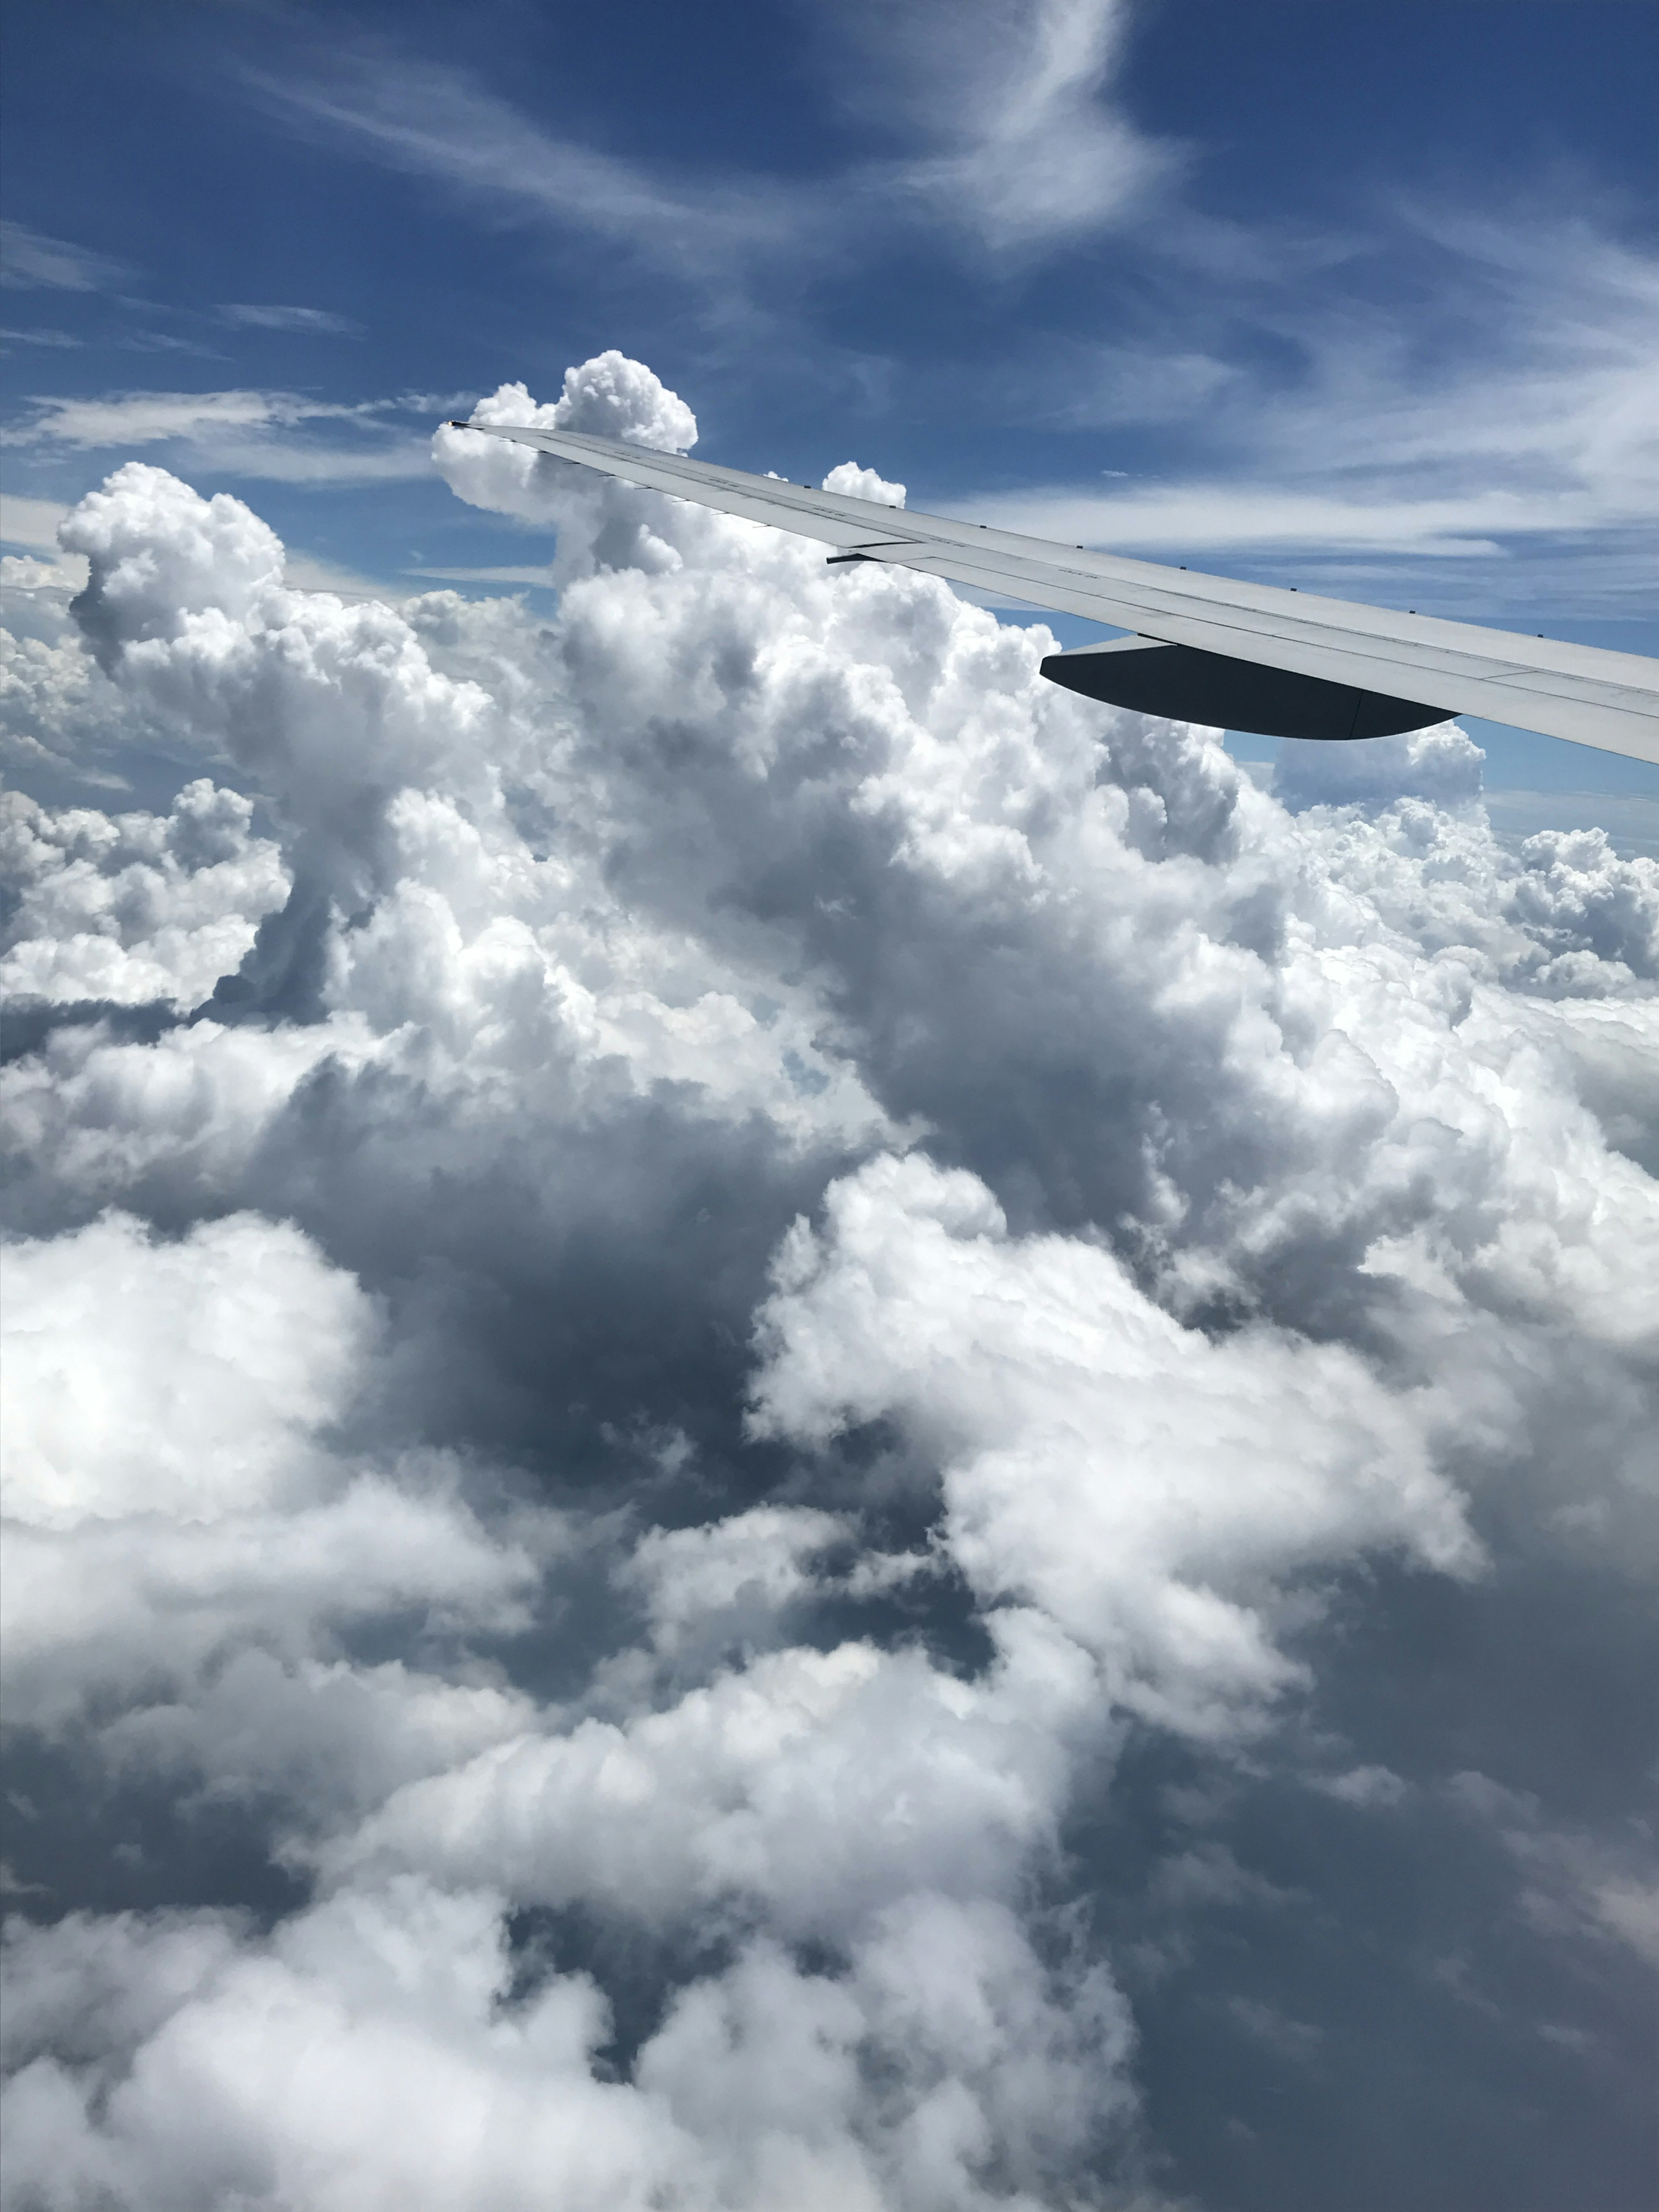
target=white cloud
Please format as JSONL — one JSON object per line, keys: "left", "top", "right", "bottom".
{"left": 1274, "top": 723, "right": 1485, "bottom": 814}
{"left": 0, "top": 552, "right": 88, "bottom": 596}
{"left": 3, "top": 1472, "right": 544, "bottom": 1736}
{"left": 0, "top": 1882, "right": 692, "bottom": 2212}
{"left": 1, "top": 1209, "right": 372, "bottom": 1529}
{"left": 835, "top": 0, "right": 1177, "bottom": 255}
{"left": 57, "top": 462, "right": 503, "bottom": 899}
{"left": 6, "top": 391, "right": 355, "bottom": 449}
{"left": 1483, "top": 792, "right": 1659, "bottom": 864}
{"left": 750, "top": 1150, "right": 1475, "bottom": 1735}
{"left": 0, "top": 1012, "right": 373, "bottom": 1221}
{"left": 0, "top": 1209, "right": 546, "bottom": 1737}
{"left": 0, "top": 1874, "right": 1134, "bottom": 2212}
{"left": 404, "top": 563, "right": 554, "bottom": 587}
{"left": 617, "top": 1503, "right": 850, "bottom": 1664}
{"left": 823, "top": 461, "right": 906, "bottom": 507}
{"left": 436, "top": 355, "right": 698, "bottom": 519}
{"left": 0, "top": 496, "right": 92, "bottom": 604}
{"left": 280, "top": 550, "right": 392, "bottom": 598}
{"left": 0, "top": 618, "right": 134, "bottom": 785}
{"left": 2, "top": 487, "right": 386, "bottom": 607}
{"left": 0, "top": 782, "right": 289, "bottom": 1009}
{"left": 1, "top": 351, "right": 1655, "bottom": 2204}
{"left": 330, "top": 1606, "right": 1095, "bottom": 1928}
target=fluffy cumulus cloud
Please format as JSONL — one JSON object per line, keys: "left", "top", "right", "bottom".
{"left": 0, "top": 782, "right": 289, "bottom": 1009}
{"left": 749, "top": 1151, "right": 1476, "bottom": 1737}
{"left": 1, "top": 353, "right": 1655, "bottom": 2209}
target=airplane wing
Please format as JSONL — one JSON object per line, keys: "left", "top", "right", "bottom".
{"left": 448, "top": 420, "right": 1659, "bottom": 767}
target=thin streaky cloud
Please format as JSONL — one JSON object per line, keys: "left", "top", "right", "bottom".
{"left": 247, "top": 57, "right": 830, "bottom": 287}
{"left": 405, "top": 564, "right": 554, "bottom": 585}
{"left": 971, "top": 483, "right": 1525, "bottom": 556}
{"left": 119, "top": 331, "right": 229, "bottom": 359}
{"left": 0, "top": 220, "right": 133, "bottom": 293}
{"left": 396, "top": 391, "right": 480, "bottom": 416}
{"left": 2, "top": 388, "right": 435, "bottom": 484}
{"left": 0, "top": 328, "right": 83, "bottom": 350}
{"left": 934, "top": 210, "right": 1659, "bottom": 608}
{"left": 185, "top": 438, "right": 435, "bottom": 485}
{"left": 221, "top": 304, "right": 365, "bottom": 335}
{"left": 246, "top": 1, "right": 1177, "bottom": 297}
{"left": 2, "top": 389, "right": 377, "bottom": 448}
{"left": 1241, "top": 219, "right": 1659, "bottom": 483}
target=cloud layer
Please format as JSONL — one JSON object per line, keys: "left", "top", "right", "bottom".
{"left": 2, "top": 351, "right": 1655, "bottom": 2208}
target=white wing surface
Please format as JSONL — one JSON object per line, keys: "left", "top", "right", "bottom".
{"left": 450, "top": 420, "right": 1659, "bottom": 766}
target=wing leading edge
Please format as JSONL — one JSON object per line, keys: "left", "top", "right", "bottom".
{"left": 448, "top": 420, "right": 1659, "bottom": 767}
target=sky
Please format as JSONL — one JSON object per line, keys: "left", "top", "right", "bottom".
{"left": 1, "top": 6, "right": 1656, "bottom": 2210}
{"left": 4, "top": 0, "right": 1658, "bottom": 804}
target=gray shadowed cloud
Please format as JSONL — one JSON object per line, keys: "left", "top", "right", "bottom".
{"left": 0, "top": 350, "right": 1655, "bottom": 2209}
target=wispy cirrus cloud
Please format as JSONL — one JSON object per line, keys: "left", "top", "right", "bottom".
{"left": 2, "top": 388, "right": 436, "bottom": 484}
{"left": 219, "top": 303, "right": 364, "bottom": 335}
{"left": 234, "top": 9, "right": 1658, "bottom": 617}
{"left": 0, "top": 220, "right": 133, "bottom": 294}
{"left": 248, "top": 55, "right": 827, "bottom": 296}
{"left": 963, "top": 212, "right": 1659, "bottom": 610}
{"left": 404, "top": 563, "right": 554, "bottom": 585}
{"left": 821, "top": 0, "right": 1178, "bottom": 254}
{"left": 246, "top": 0, "right": 1175, "bottom": 299}
{"left": 5, "top": 389, "right": 371, "bottom": 447}
{"left": 0, "top": 327, "right": 84, "bottom": 351}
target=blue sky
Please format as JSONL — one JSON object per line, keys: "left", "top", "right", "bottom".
{"left": 3, "top": 0, "right": 1657, "bottom": 813}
